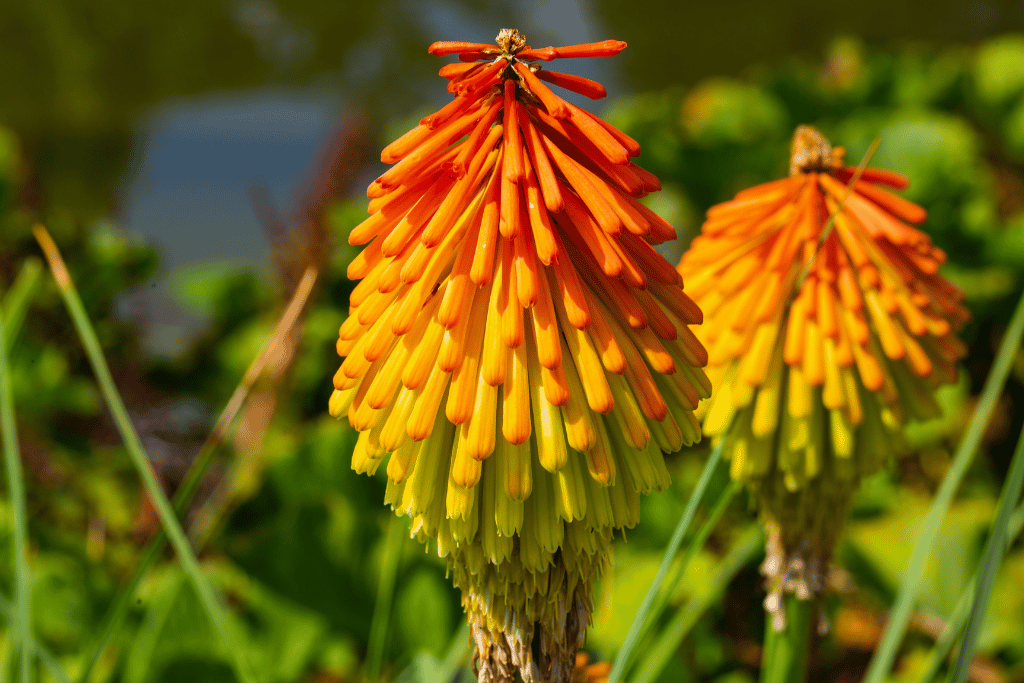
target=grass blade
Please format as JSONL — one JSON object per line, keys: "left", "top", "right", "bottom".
{"left": 608, "top": 433, "right": 730, "bottom": 683}
{"left": 1, "top": 258, "right": 43, "bottom": 348}
{"left": 365, "top": 515, "right": 406, "bottom": 683}
{"left": 1, "top": 279, "right": 34, "bottom": 682}
{"left": 948, "top": 420, "right": 1024, "bottom": 683}
{"left": 863, "top": 286, "right": 1024, "bottom": 683}
{"left": 637, "top": 479, "right": 741, "bottom": 649}
{"left": 33, "top": 225, "right": 256, "bottom": 683}
{"left": 74, "top": 264, "right": 318, "bottom": 683}
{"left": 915, "top": 504, "right": 1024, "bottom": 683}
{"left": 633, "top": 525, "right": 764, "bottom": 683}
{"left": 0, "top": 593, "right": 72, "bottom": 683}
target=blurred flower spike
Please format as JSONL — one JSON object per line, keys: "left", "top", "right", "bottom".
{"left": 678, "top": 125, "right": 969, "bottom": 625}
{"left": 329, "top": 29, "right": 709, "bottom": 683}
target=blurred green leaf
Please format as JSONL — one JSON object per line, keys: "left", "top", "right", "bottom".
{"left": 680, "top": 79, "right": 788, "bottom": 147}
{"left": 126, "top": 563, "right": 328, "bottom": 683}
{"left": 973, "top": 34, "right": 1024, "bottom": 107}
{"left": 396, "top": 570, "right": 453, "bottom": 657}
{"left": 846, "top": 495, "right": 994, "bottom": 617}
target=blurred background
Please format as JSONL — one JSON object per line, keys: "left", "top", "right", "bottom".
{"left": 2, "top": 1, "right": 1024, "bottom": 682}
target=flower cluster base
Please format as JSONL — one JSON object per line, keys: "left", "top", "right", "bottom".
{"left": 458, "top": 534, "right": 608, "bottom": 683}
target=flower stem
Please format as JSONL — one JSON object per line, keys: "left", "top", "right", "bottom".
{"left": 760, "top": 595, "right": 814, "bottom": 683}
{"left": 757, "top": 593, "right": 811, "bottom": 683}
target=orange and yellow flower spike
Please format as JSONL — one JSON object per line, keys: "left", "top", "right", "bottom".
{"left": 331, "top": 29, "right": 708, "bottom": 683}
{"left": 678, "top": 125, "right": 969, "bottom": 624}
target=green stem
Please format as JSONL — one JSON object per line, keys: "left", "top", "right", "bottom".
{"left": 862, "top": 285, "right": 1024, "bottom": 683}
{"left": 34, "top": 226, "right": 255, "bottom": 683}
{"left": 0, "top": 281, "right": 33, "bottom": 683}
{"left": 760, "top": 595, "right": 814, "bottom": 683}
{"left": 608, "top": 432, "right": 730, "bottom": 683}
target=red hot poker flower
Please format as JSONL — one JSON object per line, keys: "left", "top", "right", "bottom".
{"left": 678, "top": 125, "right": 969, "bottom": 618}
{"left": 331, "top": 29, "right": 708, "bottom": 683}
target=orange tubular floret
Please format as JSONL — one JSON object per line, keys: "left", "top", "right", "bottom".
{"left": 380, "top": 176, "right": 456, "bottom": 256}
{"left": 564, "top": 103, "right": 629, "bottom": 165}
{"left": 620, "top": 231, "right": 681, "bottom": 285}
{"left": 421, "top": 93, "right": 476, "bottom": 129}
{"left": 454, "top": 58, "right": 506, "bottom": 96}
{"left": 513, "top": 62, "right": 569, "bottom": 118}
{"left": 500, "top": 163, "right": 521, "bottom": 237}
{"left": 422, "top": 133, "right": 500, "bottom": 247}
{"left": 534, "top": 69, "right": 607, "bottom": 99}
{"left": 438, "top": 226, "right": 482, "bottom": 328}
{"left": 515, "top": 47, "right": 557, "bottom": 61}
{"left": 597, "top": 119, "right": 641, "bottom": 159}
{"left": 836, "top": 166, "right": 909, "bottom": 189}
{"left": 381, "top": 125, "right": 431, "bottom": 164}
{"left": 626, "top": 197, "right": 676, "bottom": 244}
{"left": 531, "top": 106, "right": 629, "bottom": 176}
{"left": 514, "top": 201, "right": 541, "bottom": 307}
{"left": 428, "top": 41, "right": 496, "bottom": 56}
{"left": 542, "top": 135, "right": 621, "bottom": 234}
{"left": 367, "top": 170, "right": 441, "bottom": 214}
{"left": 530, "top": 269, "right": 562, "bottom": 369}
{"left": 650, "top": 281, "right": 703, "bottom": 325}
{"left": 852, "top": 179, "right": 927, "bottom": 224}
{"left": 521, "top": 116, "right": 564, "bottom": 213}
{"left": 458, "top": 51, "right": 493, "bottom": 62}
{"left": 552, "top": 40, "right": 627, "bottom": 58}
{"left": 375, "top": 107, "right": 482, "bottom": 188}
{"left": 349, "top": 187, "right": 422, "bottom": 246}
{"left": 439, "top": 62, "right": 480, "bottom": 79}
{"left": 451, "top": 98, "right": 503, "bottom": 177}
{"left": 572, "top": 162, "right": 648, "bottom": 234}
{"left": 549, "top": 236, "right": 590, "bottom": 329}
{"left": 629, "top": 163, "right": 660, "bottom": 191}
{"left": 605, "top": 237, "right": 647, "bottom": 290}
{"left": 347, "top": 236, "right": 383, "bottom": 280}
{"left": 471, "top": 166, "right": 502, "bottom": 285}
{"left": 499, "top": 238, "right": 525, "bottom": 347}
{"left": 561, "top": 192, "right": 623, "bottom": 277}
{"left": 503, "top": 80, "right": 525, "bottom": 182}
{"left": 524, "top": 170, "right": 559, "bottom": 265}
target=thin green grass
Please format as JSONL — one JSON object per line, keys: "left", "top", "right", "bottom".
{"left": 915, "top": 503, "right": 1024, "bottom": 683}
{"left": 34, "top": 226, "right": 256, "bottom": 683}
{"left": 74, "top": 265, "right": 318, "bottom": 683}
{"left": 1, "top": 258, "right": 43, "bottom": 348}
{"left": 0, "top": 593, "right": 71, "bottom": 683}
{"left": 948, "top": 419, "right": 1024, "bottom": 683}
{"left": 863, "top": 287, "right": 1024, "bottom": 683}
{"left": 633, "top": 525, "right": 764, "bottom": 683}
{"left": 366, "top": 515, "right": 407, "bottom": 683}
{"left": 636, "top": 479, "right": 741, "bottom": 650}
{"left": 1, "top": 280, "right": 34, "bottom": 683}
{"left": 608, "top": 431, "right": 731, "bottom": 683}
